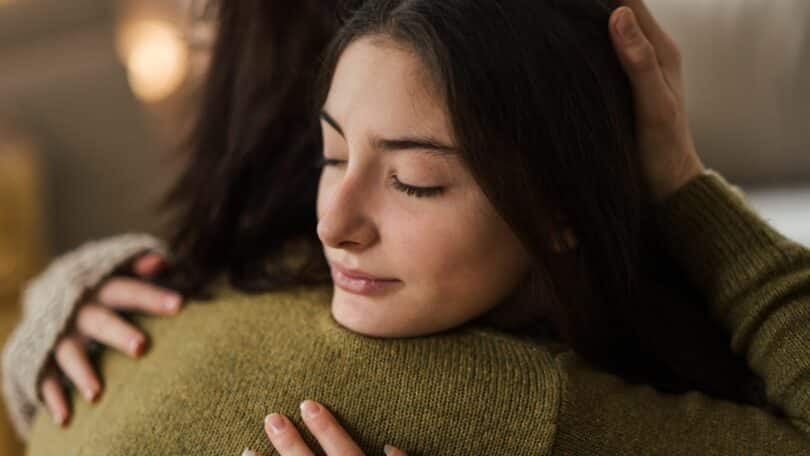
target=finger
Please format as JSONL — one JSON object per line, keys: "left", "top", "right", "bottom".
{"left": 241, "top": 449, "right": 263, "bottom": 456}
{"left": 384, "top": 444, "right": 408, "bottom": 456}
{"left": 609, "top": 7, "right": 678, "bottom": 127}
{"left": 40, "top": 369, "right": 70, "bottom": 426}
{"left": 75, "top": 304, "right": 147, "bottom": 357}
{"left": 299, "top": 400, "right": 363, "bottom": 456}
{"left": 131, "top": 253, "right": 166, "bottom": 279}
{"left": 617, "top": 0, "right": 681, "bottom": 69}
{"left": 95, "top": 277, "right": 182, "bottom": 316}
{"left": 264, "top": 413, "right": 315, "bottom": 456}
{"left": 53, "top": 334, "right": 102, "bottom": 403}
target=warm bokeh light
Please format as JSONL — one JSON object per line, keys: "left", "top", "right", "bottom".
{"left": 120, "top": 20, "right": 189, "bottom": 103}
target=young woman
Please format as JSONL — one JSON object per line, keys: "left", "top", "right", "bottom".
{"left": 7, "top": 0, "right": 810, "bottom": 454}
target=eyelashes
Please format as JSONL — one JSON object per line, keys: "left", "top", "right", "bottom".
{"left": 390, "top": 176, "right": 445, "bottom": 198}
{"left": 315, "top": 156, "right": 445, "bottom": 199}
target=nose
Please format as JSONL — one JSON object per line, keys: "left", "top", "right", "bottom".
{"left": 317, "top": 172, "right": 379, "bottom": 251}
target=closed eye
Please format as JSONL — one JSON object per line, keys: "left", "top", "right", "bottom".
{"left": 390, "top": 175, "right": 445, "bottom": 198}
{"left": 316, "top": 156, "right": 444, "bottom": 199}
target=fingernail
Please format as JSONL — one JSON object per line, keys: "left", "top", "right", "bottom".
{"left": 617, "top": 8, "right": 638, "bottom": 42}
{"left": 130, "top": 336, "right": 146, "bottom": 356}
{"left": 163, "top": 295, "right": 181, "bottom": 312}
{"left": 241, "top": 449, "right": 258, "bottom": 456}
{"left": 300, "top": 400, "right": 320, "bottom": 419}
{"left": 53, "top": 411, "right": 64, "bottom": 426}
{"left": 85, "top": 387, "right": 98, "bottom": 402}
{"left": 384, "top": 444, "right": 396, "bottom": 456}
{"left": 265, "top": 413, "right": 286, "bottom": 434}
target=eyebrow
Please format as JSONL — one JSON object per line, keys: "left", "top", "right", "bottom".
{"left": 320, "top": 109, "right": 456, "bottom": 156}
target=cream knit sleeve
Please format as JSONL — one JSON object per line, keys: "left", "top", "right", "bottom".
{"left": 1, "top": 233, "right": 167, "bottom": 441}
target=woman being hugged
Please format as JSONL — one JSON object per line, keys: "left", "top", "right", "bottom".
{"left": 9, "top": 0, "right": 810, "bottom": 454}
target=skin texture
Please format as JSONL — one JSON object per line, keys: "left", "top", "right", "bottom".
{"left": 316, "top": 36, "right": 533, "bottom": 338}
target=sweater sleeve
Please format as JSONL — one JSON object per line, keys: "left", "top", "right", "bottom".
{"left": 550, "top": 170, "right": 810, "bottom": 454}
{"left": 1, "top": 233, "right": 167, "bottom": 441}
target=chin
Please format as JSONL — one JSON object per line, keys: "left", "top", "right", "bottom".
{"left": 330, "top": 293, "right": 413, "bottom": 338}
{"left": 330, "top": 299, "right": 386, "bottom": 336}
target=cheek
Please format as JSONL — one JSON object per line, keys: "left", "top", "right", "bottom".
{"left": 326, "top": 182, "right": 529, "bottom": 338}
{"left": 436, "top": 216, "right": 525, "bottom": 295}
{"left": 392, "top": 195, "right": 529, "bottom": 317}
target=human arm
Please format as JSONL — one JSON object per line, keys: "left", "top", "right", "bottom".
{"left": 549, "top": 170, "right": 810, "bottom": 454}
{"left": 661, "top": 170, "right": 810, "bottom": 430}
{"left": 611, "top": 0, "right": 810, "bottom": 427}
{"left": 1, "top": 233, "right": 181, "bottom": 440}
{"left": 541, "top": 2, "right": 810, "bottom": 453}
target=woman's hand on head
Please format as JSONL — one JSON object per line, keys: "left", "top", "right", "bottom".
{"left": 39, "top": 252, "right": 183, "bottom": 427}
{"left": 608, "top": 0, "right": 706, "bottom": 202}
{"left": 242, "top": 400, "right": 407, "bottom": 456}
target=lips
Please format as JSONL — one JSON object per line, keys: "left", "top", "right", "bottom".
{"left": 329, "top": 261, "right": 401, "bottom": 295}
{"left": 330, "top": 261, "right": 395, "bottom": 281}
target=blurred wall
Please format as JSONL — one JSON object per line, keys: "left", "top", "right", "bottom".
{"left": 0, "top": 1, "right": 187, "bottom": 451}
{"left": 649, "top": 0, "right": 810, "bottom": 187}
{"left": 0, "top": 0, "right": 178, "bottom": 256}
{"left": 0, "top": 136, "right": 46, "bottom": 456}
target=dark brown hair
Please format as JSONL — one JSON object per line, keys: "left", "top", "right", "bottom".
{"left": 161, "top": 0, "right": 337, "bottom": 294}
{"left": 161, "top": 0, "right": 770, "bottom": 409}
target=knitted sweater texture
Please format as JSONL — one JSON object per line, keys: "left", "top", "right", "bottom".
{"left": 13, "top": 171, "right": 810, "bottom": 454}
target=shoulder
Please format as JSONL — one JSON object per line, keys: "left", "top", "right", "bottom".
{"left": 134, "top": 287, "right": 571, "bottom": 454}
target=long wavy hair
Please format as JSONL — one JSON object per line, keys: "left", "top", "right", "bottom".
{"left": 162, "top": 0, "right": 335, "bottom": 293}
{"left": 160, "top": 0, "right": 771, "bottom": 410}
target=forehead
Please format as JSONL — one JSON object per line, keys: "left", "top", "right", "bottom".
{"left": 324, "top": 35, "right": 451, "bottom": 138}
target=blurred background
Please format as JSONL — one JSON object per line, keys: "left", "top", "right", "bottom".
{"left": 0, "top": 0, "right": 214, "bottom": 452}
{"left": 0, "top": 0, "right": 808, "bottom": 453}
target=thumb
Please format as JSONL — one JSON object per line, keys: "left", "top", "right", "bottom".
{"left": 131, "top": 252, "right": 167, "bottom": 279}
{"left": 609, "top": 6, "right": 677, "bottom": 127}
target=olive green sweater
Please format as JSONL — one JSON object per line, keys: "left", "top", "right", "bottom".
{"left": 24, "top": 172, "right": 810, "bottom": 455}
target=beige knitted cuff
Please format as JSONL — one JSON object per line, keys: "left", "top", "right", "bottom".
{"left": 1, "top": 233, "right": 167, "bottom": 441}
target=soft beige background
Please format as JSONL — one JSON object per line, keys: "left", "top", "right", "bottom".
{"left": 0, "top": 0, "right": 183, "bottom": 257}
{"left": 652, "top": 0, "right": 810, "bottom": 186}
